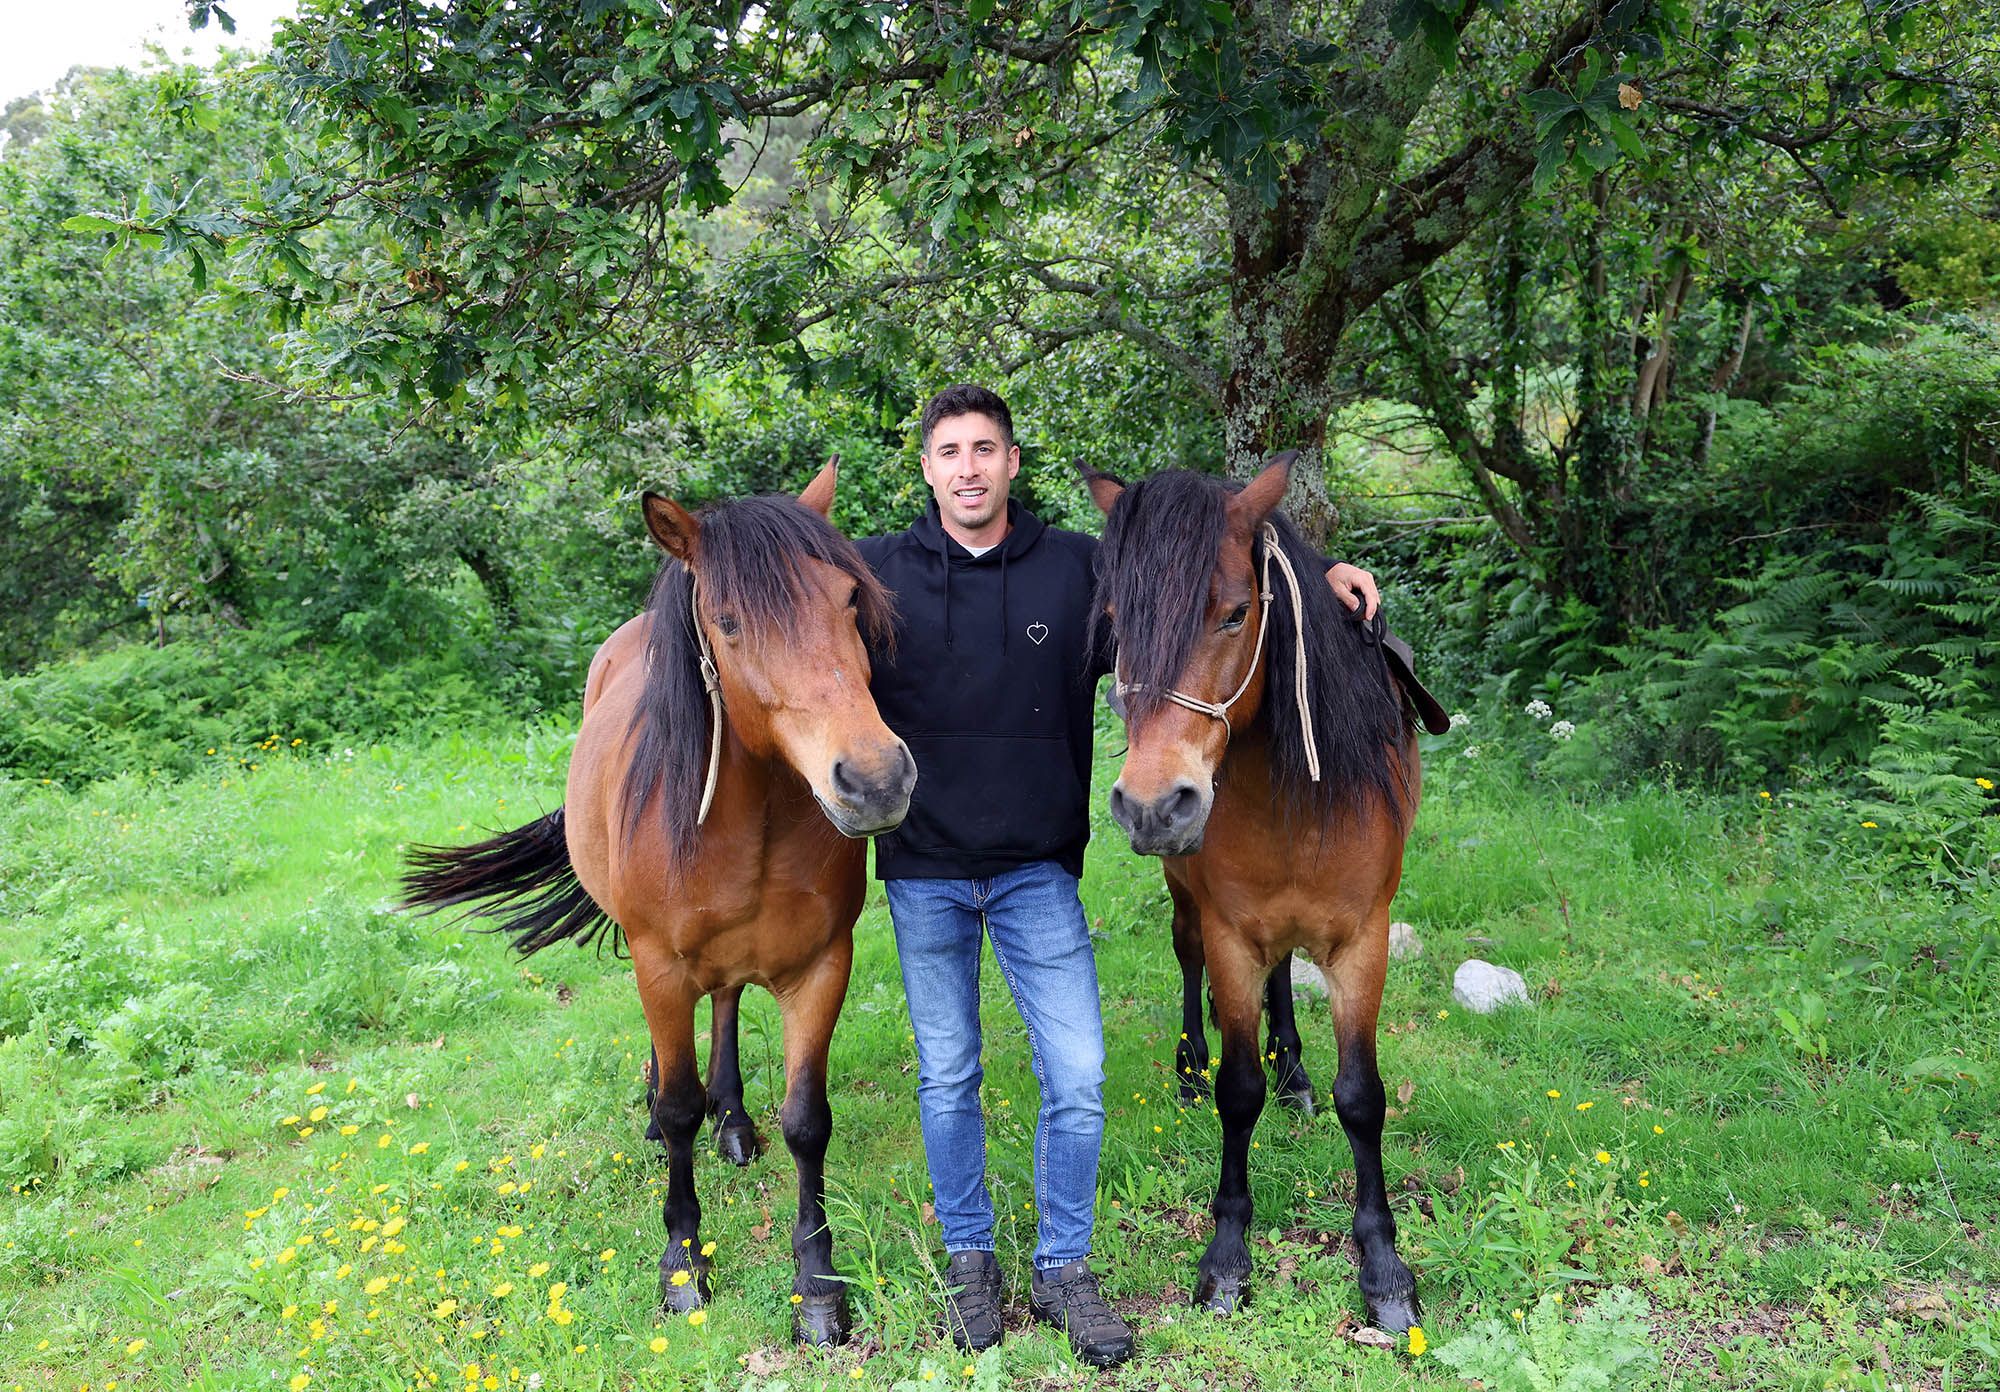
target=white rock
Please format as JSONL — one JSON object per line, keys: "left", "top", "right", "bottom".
{"left": 1452, "top": 959, "right": 1530, "bottom": 1013}
{"left": 1388, "top": 922, "right": 1422, "bottom": 960}
{"left": 1290, "top": 953, "right": 1327, "bottom": 997}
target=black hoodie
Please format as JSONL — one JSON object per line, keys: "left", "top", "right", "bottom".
{"left": 857, "top": 500, "right": 1109, "bottom": 880}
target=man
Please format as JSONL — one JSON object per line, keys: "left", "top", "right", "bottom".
{"left": 855, "top": 386, "right": 1378, "bottom": 1367}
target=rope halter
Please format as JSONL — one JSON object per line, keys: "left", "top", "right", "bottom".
{"left": 1111, "top": 521, "right": 1321, "bottom": 782}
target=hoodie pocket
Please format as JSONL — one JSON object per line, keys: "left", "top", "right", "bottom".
{"left": 896, "top": 733, "right": 1086, "bottom": 860}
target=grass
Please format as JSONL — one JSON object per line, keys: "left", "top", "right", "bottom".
{"left": 2, "top": 714, "right": 1996, "bottom": 1391}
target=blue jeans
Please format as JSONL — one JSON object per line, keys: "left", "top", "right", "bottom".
{"left": 885, "top": 861, "right": 1107, "bottom": 1269}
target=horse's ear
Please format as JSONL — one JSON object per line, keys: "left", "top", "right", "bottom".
{"left": 642, "top": 492, "right": 700, "bottom": 563}
{"left": 798, "top": 453, "right": 839, "bottom": 519}
{"left": 1073, "top": 459, "right": 1124, "bottom": 515}
{"left": 1226, "top": 452, "right": 1295, "bottom": 532}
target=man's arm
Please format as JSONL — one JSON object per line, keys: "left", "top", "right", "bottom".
{"left": 1326, "top": 561, "right": 1379, "bottom": 620}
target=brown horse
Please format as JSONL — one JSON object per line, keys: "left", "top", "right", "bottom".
{"left": 1083, "top": 457, "right": 1424, "bottom": 1332}
{"left": 400, "top": 464, "right": 915, "bottom": 1346}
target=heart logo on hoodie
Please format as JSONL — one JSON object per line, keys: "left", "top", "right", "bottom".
{"left": 1026, "top": 622, "right": 1049, "bottom": 646}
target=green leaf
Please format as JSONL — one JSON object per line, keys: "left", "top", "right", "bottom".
{"left": 1531, "top": 136, "right": 1567, "bottom": 195}
{"left": 1607, "top": 114, "right": 1646, "bottom": 161}
{"left": 60, "top": 213, "right": 125, "bottom": 233}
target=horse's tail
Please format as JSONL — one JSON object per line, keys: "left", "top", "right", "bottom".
{"left": 400, "top": 807, "right": 622, "bottom": 956}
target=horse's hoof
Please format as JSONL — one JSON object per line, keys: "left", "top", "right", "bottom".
{"left": 792, "top": 1291, "right": 851, "bottom": 1347}
{"left": 1193, "top": 1269, "right": 1246, "bottom": 1316}
{"left": 1275, "top": 1085, "right": 1316, "bottom": 1117}
{"left": 1365, "top": 1284, "right": 1420, "bottom": 1334}
{"left": 715, "top": 1122, "right": 760, "bottom": 1167}
{"left": 659, "top": 1259, "right": 710, "bottom": 1312}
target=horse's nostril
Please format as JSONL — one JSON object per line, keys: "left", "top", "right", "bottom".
{"left": 1162, "top": 782, "right": 1203, "bottom": 830}
{"left": 830, "top": 759, "right": 862, "bottom": 801}
{"left": 1109, "top": 784, "right": 1134, "bottom": 826}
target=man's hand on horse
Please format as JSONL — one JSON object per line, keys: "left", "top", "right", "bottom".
{"left": 1327, "top": 563, "right": 1379, "bottom": 621}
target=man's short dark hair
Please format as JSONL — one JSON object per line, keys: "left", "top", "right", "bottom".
{"left": 921, "top": 384, "right": 1014, "bottom": 451}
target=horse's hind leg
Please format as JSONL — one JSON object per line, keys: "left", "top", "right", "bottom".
{"left": 1194, "top": 936, "right": 1267, "bottom": 1315}
{"left": 1169, "top": 878, "right": 1212, "bottom": 1101}
{"left": 1264, "top": 966, "right": 1317, "bottom": 1116}
{"left": 705, "top": 985, "right": 762, "bottom": 1166}
{"left": 1323, "top": 925, "right": 1419, "bottom": 1332}
{"left": 635, "top": 964, "right": 710, "bottom": 1310}
{"left": 776, "top": 944, "right": 855, "bottom": 1347}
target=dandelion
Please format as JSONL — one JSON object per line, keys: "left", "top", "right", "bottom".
{"left": 1977, "top": 777, "right": 1994, "bottom": 790}
{"left": 273, "top": 1187, "right": 291, "bottom": 1200}
{"left": 1407, "top": 1326, "right": 1427, "bottom": 1356}
{"left": 598, "top": 1249, "right": 616, "bottom": 1263}
{"left": 381, "top": 1217, "right": 407, "bottom": 1237}
{"left": 1652, "top": 1125, "right": 1664, "bottom": 1135}
{"left": 291, "top": 1376, "right": 311, "bottom": 1392}
{"left": 309, "top": 1107, "right": 328, "bottom": 1123}
{"left": 1595, "top": 1151, "right": 1611, "bottom": 1164}
{"left": 649, "top": 1337, "right": 668, "bottom": 1354}
{"left": 1546, "top": 1089, "right": 1561, "bottom": 1099}
{"left": 851, "top": 1370, "right": 864, "bottom": 1381}
{"left": 365, "top": 1277, "right": 391, "bottom": 1296}
{"left": 550, "top": 1309, "right": 574, "bottom": 1327}
{"left": 434, "top": 1300, "right": 459, "bottom": 1320}
{"left": 410, "top": 1142, "right": 431, "bottom": 1155}
{"left": 1758, "top": 790, "right": 1771, "bottom": 800}
{"left": 492, "top": 1283, "right": 514, "bottom": 1298}
{"left": 1861, "top": 821, "right": 1878, "bottom": 828}
{"left": 1437, "top": 1010, "right": 1448, "bottom": 1020}
{"left": 669, "top": 1271, "right": 691, "bottom": 1288}
{"left": 528, "top": 1263, "right": 550, "bottom": 1278}
{"left": 125, "top": 1339, "right": 147, "bottom": 1356}
{"left": 1511, "top": 1309, "right": 1523, "bottom": 1322}
{"left": 686, "top": 1311, "right": 707, "bottom": 1328}
{"left": 1575, "top": 1101, "right": 1594, "bottom": 1112}
{"left": 700, "top": 1241, "right": 716, "bottom": 1258}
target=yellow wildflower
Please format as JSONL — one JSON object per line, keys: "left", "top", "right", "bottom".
{"left": 1595, "top": 1151, "right": 1611, "bottom": 1164}
{"left": 1408, "top": 1326, "right": 1427, "bottom": 1356}
{"left": 649, "top": 1337, "right": 669, "bottom": 1354}
{"left": 686, "top": 1311, "right": 706, "bottom": 1327}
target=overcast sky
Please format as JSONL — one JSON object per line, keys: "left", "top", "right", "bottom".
{"left": 4, "top": 0, "right": 296, "bottom": 106}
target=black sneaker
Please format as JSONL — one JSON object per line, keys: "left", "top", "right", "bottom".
{"left": 943, "top": 1249, "right": 1003, "bottom": 1351}
{"left": 1029, "top": 1259, "right": 1135, "bottom": 1367}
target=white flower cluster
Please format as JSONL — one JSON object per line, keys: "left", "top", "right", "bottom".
{"left": 1550, "top": 720, "right": 1576, "bottom": 740}
{"left": 1526, "top": 699, "right": 1553, "bottom": 721}
{"left": 1462, "top": 744, "right": 1482, "bottom": 759}
{"left": 1449, "top": 711, "right": 1472, "bottom": 730}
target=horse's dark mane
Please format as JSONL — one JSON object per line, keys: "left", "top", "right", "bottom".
{"left": 622, "top": 495, "right": 894, "bottom": 857}
{"left": 1092, "top": 469, "right": 1410, "bottom": 829}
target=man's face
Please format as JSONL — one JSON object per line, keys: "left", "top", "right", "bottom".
{"left": 921, "top": 411, "right": 1020, "bottom": 538}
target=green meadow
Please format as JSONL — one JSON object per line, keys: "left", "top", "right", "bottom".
{"left": 2, "top": 721, "right": 1995, "bottom": 1391}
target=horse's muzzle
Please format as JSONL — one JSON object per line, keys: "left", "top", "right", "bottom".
{"left": 1109, "top": 778, "right": 1210, "bottom": 857}
{"left": 820, "top": 743, "right": 917, "bottom": 837}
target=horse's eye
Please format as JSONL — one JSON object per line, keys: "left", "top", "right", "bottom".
{"left": 715, "top": 614, "right": 740, "bottom": 638}
{"left": 847, "top": 585, "right": 861, "bottom": 610}
{"left": 1220, "top": 603, "right": 1250, "bottom": 632}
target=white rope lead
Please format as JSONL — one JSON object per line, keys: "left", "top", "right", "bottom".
{"left": 688, "top": 577, "right": 724, "bottom": 826}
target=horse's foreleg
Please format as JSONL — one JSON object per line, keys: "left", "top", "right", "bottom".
{"left": 1195, "top": 940, "right": 1266, "bottom": 1315}
{"left": 705, "top": 985, "right": 761, "bottom": 1166}
{"left": 634, "top": 961, "right": 709, "bottom": 1311}
{"left": 1169, "top": 878, "right": 1211, "bottom": 1101}
{"left": 1264, "top": 965, "right": 1317, "bottom": 1116}
{"left": 1325, "top": 928, "right": 1419, "bottom": 1332}
{"left": 777, "top": 944, "right": 854, "bottom": 1347}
